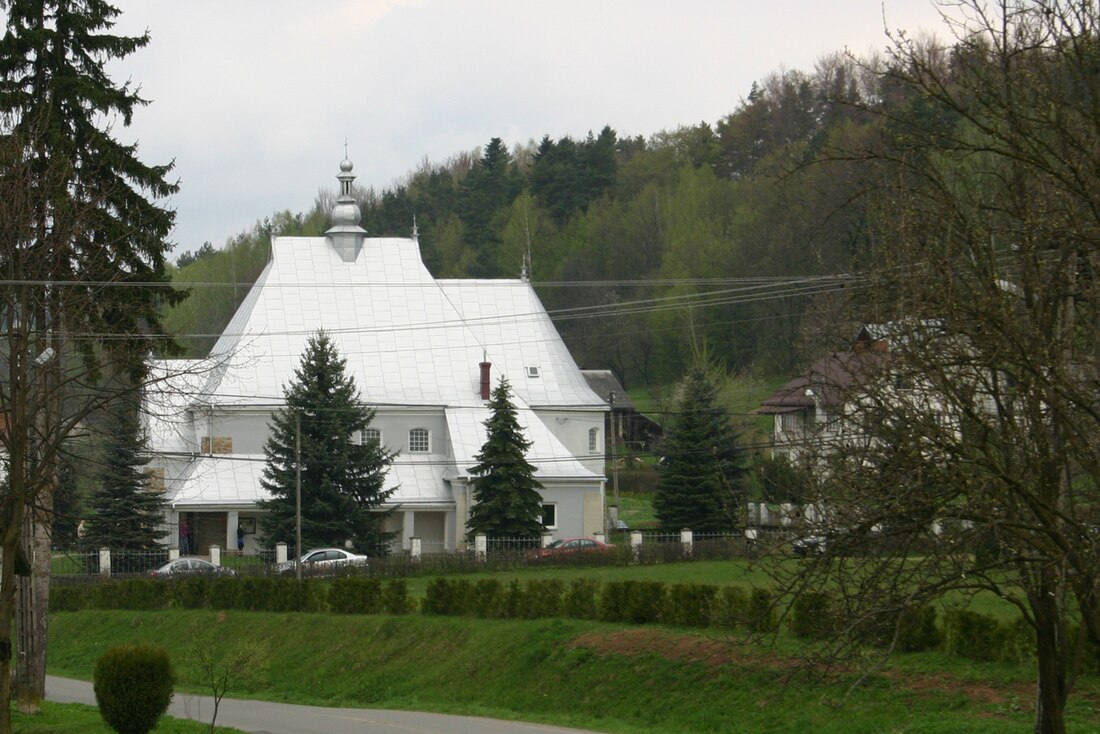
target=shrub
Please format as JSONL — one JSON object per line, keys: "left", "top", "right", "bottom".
{"left": 712, "top": 586, "right": 748, "bottom": 629}
{"left": 328, "top": 577, "right": 383, "bottom": 614}
{"left": 563, "top": 578, "right": 600, "bottom": 620}
{"left": 789, "top": 591, "right": 835, "bottom": 639}
{"left": 896, "top": 604, "right": 939, "bottom": 652}
{"left": 747, "top": 587, "right": 777, "bottom": 632}
{"left": 94, "top": 643, "right": 175, "bottom": 734}
{"left": 600, "top": 581, "right": 666, "bottom": 624}
{"left": 423, "top": 578, "right": 472, "bottom": 615}
{"left": 943, "top": 609, "right": 1001, "bottom": 661}
{"left": 996, "top": 616, "right": 1034, "bottom": 664}
{"left": 382, "top": 579, "right": 414, "bottom": 614}
{"left": 663, "top": 584, "right": 717, "bottom": 627}
{"left": 169, "top": 577, "right": 210, "bottom": 609}
{"left": 523, "top": 579, "right": 564, "bottom": 619}
{"left": 471, "top": 579, "right": 504, "bottom": 618}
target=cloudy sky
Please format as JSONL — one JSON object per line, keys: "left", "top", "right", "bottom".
{"left": 101, "top": 0, "right": 957, "bottom": 258}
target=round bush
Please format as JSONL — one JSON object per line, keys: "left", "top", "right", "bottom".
{"left": 94, "top": 643, "right": 175, "bottom": 734}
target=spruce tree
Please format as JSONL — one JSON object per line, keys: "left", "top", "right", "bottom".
{"left": 1, "top": 4, "right": 182, "bottom": 713}
{"left": 0, "top": 0, "right": 184, "bottom": 374}
{"left": 654, "top": 366, "right": 745, "bottom": 532}
{"left": 258, "top": 331, "right": 395, "bottom": 553}
{"left": 85, "top": 403, "right": 166, "bottom": 551}
{"left": 466, "top": 377, "right": 545, "bottom": 540}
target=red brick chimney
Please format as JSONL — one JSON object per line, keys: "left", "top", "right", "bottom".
{"left": 479, "top": 360, "right": 491, "bottom": 400}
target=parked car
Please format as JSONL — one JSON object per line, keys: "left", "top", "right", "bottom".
{"left": 149, "top": 557, "right": 237, "bottom": 577}
{"left": 277, "top": 547, "right": 368, "bottom": 575}
{"left": 791, "top": 535, "right": 828, "bottom": 556}
{"left": 532, "top": 537, "right": 613, "bottom": 558}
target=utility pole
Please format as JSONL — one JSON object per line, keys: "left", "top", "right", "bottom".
{"left": 295, "top": 411, "right": 302, "bottom": 581}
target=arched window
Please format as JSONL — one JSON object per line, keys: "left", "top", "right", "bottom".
{"left": 409, "top": 427, "right": 430, "bottom": 453}
{"left": 588, "top": 427, "right": 600, "bottom": 453}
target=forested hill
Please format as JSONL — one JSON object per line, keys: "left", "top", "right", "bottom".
{"left": 164, "top": 52, "right": 889, "bottom": 386}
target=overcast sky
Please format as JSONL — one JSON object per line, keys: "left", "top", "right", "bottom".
{"left": 100, "top": 0, "right": 956, "bottom": 258}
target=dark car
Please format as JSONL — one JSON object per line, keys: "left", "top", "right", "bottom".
{"left": 149, "top": 557, "right": 237, "bottom": 577}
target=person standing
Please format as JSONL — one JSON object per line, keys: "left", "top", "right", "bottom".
{"left": 179, "top": 517, "right": 191, "bottom": 555}
{"left": 237, "top": 523, "right": 245, "bottom": 553}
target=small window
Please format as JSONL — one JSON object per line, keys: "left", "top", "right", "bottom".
{"left": 588, "top": 427, "right": 600, "bottom": 453}
{"left": 526, "top": 366, "right": 540, "bottom": 378}
{"left": 540, "top": 503, "right": 557, "bottom": 529}
{"left": 362, "top": 428, "right": 381, "bottom": 446}
{"left": 409, "top": 428, "right": 430, "bottom": 453}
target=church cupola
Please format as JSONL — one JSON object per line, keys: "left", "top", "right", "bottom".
{"left": 326, "top": 156, "right": 367, "bottom": 262}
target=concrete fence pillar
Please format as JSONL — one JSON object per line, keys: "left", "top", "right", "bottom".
{"left": 680, "top": 528, "right": 693, "bottom": 558}
{"left": 99, "top": 547, "right": 111, "bottom": 577}
{"left": 410, "top": 537, "right": 422, "bottom": 561}
{"left": 629, "top": 530, "right": 643, "bottom": 561}
{"left": 541, "top": 532, "right": 554, "bottom": 548}
{"left": 594, "top": 531, "right": 606, "bottom": 545}
{"left": 168, "top": 548, "right": 180, "bottom": 561}
{"left": 210, "top": 545, "right": 221, "bottom": 567}
{"left": 474, "top": 533, "right": 487, "bottom": 561}
{"left": 276, "top": 542, "right": 288, "bottom": 564}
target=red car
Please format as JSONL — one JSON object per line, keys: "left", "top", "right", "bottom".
{"left": 533, "top": 537, "right": 613, "bottom": 558}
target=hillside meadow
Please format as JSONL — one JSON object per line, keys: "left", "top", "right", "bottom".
{"left": 43, "top": 559, "right": 1100, "bottom": 733}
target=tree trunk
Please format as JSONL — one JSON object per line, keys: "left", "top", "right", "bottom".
{"left": 1032, "top": 568, "right": 1069, "bottom": 734}
{"left": 15, "top": 491, "right": 53, "bottom": 713}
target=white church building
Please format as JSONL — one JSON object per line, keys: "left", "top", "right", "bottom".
{"left": 144, "top": 159, "right": 608, "bottom": 555}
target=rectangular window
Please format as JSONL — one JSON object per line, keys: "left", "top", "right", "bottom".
{"left": 526, "top": 366, "right": 540, "bottom": 378}
{"left": 540, "top": 503, "right": 557, "bottom": 529}
{"left": 362, "top": 428, "right": 381, "bottom": 446}
{"left": 588, "top": 427, "right": 600, "bottom": 453}
{"left": 409, "top": 428, "right": 430, "bottom": 453}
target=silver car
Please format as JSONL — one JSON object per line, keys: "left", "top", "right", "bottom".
{"left": 278, "top": 547, "right": 368, "bottom": 575}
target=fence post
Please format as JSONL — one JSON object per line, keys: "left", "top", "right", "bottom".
{"left": 541, "top": 531, "right": 553, "bottom": 548}
{"left": 275, "top": 542, "right": 288, "bottom": 564}
{"left": 629, "top": 530, "right": 643, "bottom": 562}
{"left": 168, "top": 547, "right": 180, "bottom": 561}
{"left": 680, "top": 528, "right": 693, "bottom": 558}
{"left": 210, "top": 545, "right": 221, "bottom": 567}
{"left": 475, "top": 533, "right": 487, "bottom": 562}
{"left": 410, "top": 537, "right": 422, "bottom": 561}
{"left": 594, "top": 530, "right": 606, "bottom": 545}
{"left": 99, "top": 547, "right": 111, "bottom": 577}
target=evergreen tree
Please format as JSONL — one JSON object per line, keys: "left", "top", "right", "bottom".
{"left": 258, "top": 331, "right": 395, "bottom": 553}
{"left": 1, "top": 1, "right": 184, "bottom": 713}
{"left": 466, "top": 377, "right": 545, "bottom": 540}
{"left": 654, "top": 366, "right": 745, "bottom": 532}
{"left": 85, "top": 403, "right": 166, "bottom": 551}
{"left": 0, "top": 0, "right": 184, "bottom": 375}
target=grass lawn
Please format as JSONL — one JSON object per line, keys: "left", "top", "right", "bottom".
{"left": 13, "top": 700, "right": 243, "bottom": 733}
{"left": 45, "top": 555, "right": 1100, "bottom": 734}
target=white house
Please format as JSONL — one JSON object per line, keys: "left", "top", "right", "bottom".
{"left": 144, "top": 159, "right": 608, "bottom": 555}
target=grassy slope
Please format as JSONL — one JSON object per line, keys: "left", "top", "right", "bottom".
{"left": 47, "top": 607, "right": 1100, "bottom": 734}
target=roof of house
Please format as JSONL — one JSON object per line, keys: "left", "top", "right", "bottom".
{"left": 189, "top": 235, "right": 604, "bottom": 411}
{"left": 580, "top": 370, "right": 635, "bottom": 411}
{"left": 756, "top": 349, "right": 889, "bottom": 414}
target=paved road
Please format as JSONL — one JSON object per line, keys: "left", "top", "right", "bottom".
{"left": 46, "top": 676, "right": 607, "bottom": 734}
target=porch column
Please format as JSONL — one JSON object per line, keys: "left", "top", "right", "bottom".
{"left": 444, "top": 510, "right": 456, "bottom": 552}
{"left": 402, "top": 510, "right": 415, "bottom": 551}
{"left": 226, "top": 510, "right": 240, "bottom": 551}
